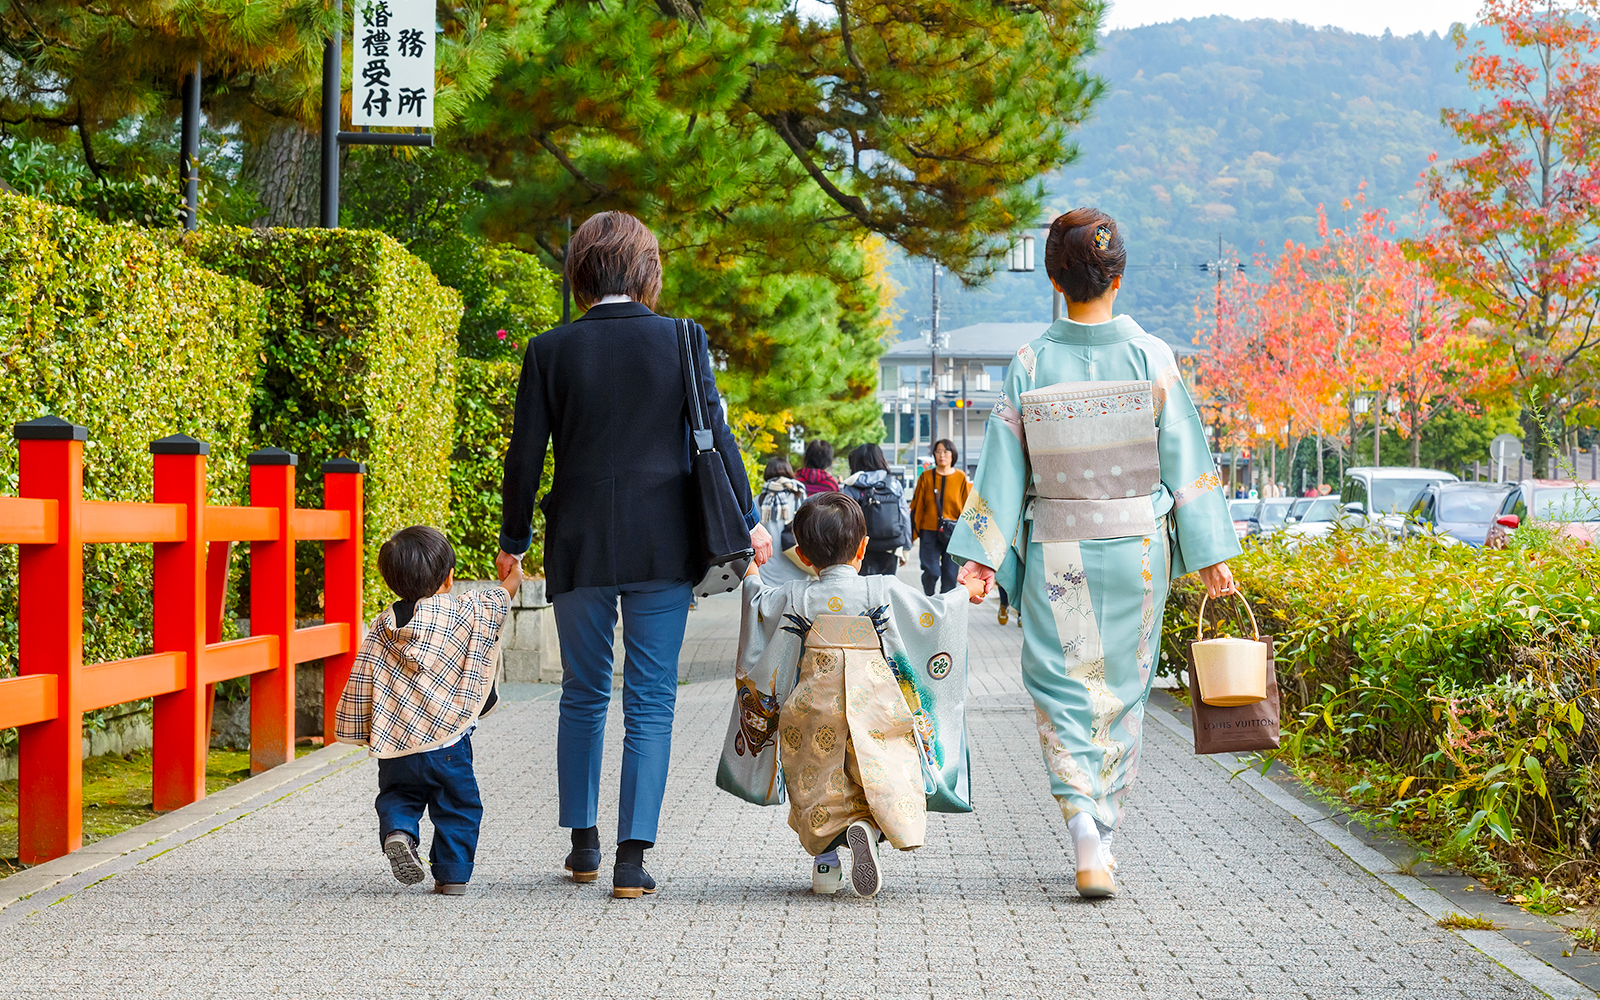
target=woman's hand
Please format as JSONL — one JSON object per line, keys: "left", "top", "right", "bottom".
{"left": 750, "top": 524, "right": 773, "bottom": 566}
{"left": 1196, "top": 561, "right": 1237, "bottom": 599}
{"left": 957, "top": 561, "right": 995, "bottom": 600}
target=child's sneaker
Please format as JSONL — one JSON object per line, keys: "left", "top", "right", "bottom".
{"left": 383, "top": 831, "right": 425, "bottom": 885}
{"left": 812, "top": 851, "right": 844, "bottom": 894}
{"left": 846, "top": 820, "right": 883, "bottom": 898}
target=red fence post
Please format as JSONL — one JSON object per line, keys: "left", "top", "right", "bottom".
{"left": 151, "top": 435, "right": 208, "bottom": 811}
{"left": 320, "top": 458, "right": 365, "bottom": 745}
{"left": 14, "top": 416, "right": 86, "bottom": 864}
{"left": 248, "top": 448, "right": 296, "bottom": 774}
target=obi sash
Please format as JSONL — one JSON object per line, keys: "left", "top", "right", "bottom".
{"left": 1020, "top": 379, "right": 1160, "bottom": 542}
{"left": 805, "top": 613, "right": 883, "bottom": 650}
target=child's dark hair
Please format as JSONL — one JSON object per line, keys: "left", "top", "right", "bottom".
{"left": 1044, "top": 207, "right": 1126, "bottom": 303}
{"left": 764, "top": 457, "right": 795, "bottom": 480}
{"left": 792, "top": 492, "right": 866, "bottom": 569}
{"left": 803, "top": 439, "right": 834, "bottom": 470}
{"left": 377, "top": 526, "right": 457, "bottom": 601}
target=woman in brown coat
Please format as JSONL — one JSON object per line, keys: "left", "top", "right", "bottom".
{"left": 910, "top": 439, "right": 970, "bottom": 594}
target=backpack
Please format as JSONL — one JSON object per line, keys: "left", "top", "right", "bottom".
{"left": 849, "top": 478, "right": 908, "bottom": 553}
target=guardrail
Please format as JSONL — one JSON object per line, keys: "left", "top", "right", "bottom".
{"left": 0, "top": 416, "right": 365, "bottom": 864}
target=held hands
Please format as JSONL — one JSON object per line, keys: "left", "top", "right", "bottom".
{"left": 1196, "top": 561, "right": 1237, "bottom": 600}
{"left": 957, "top": 562, "right": 995, "bottom": 605}
{"left": 495, "top": 549, "right": 524, "bottom": 599}
{"left": 750, "top": 523, "right": 773, "bottom": 567}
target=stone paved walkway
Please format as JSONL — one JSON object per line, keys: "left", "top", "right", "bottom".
{"left": 0, "top": 574, "right": 1563, "bottom": 999}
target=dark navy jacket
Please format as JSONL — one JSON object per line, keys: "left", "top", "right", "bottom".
{"left": 498, "top": 301, "right": 756, "bottom": 596}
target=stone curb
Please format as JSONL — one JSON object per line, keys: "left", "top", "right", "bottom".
{"left": 1144, "top": 691, "right": 1596, "bottom": 1000}
{"left": 0, "top": 741, "right": 367, "bottom": 916}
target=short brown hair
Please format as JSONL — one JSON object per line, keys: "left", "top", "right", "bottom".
{"left": 565, "top": 211, "right": 663, "bottom": 310}
{"left": 377, "top": 526, "right": 456, "bottom": 601}
{"left": 1044, "top": 207, "right": 1126, "bottom": 303}
{"left": 792, "top": 492, "right": 866, "bottom": 569}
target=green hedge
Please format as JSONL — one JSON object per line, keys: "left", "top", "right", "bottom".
{"left": 0, "top": 192, "right": 266, "bottom": 681}
{"left": 178, "top": 228, "right": 462, "bottom": 617}
{"left": 1161, "top": 530, "right": 1600, "bottom": 899}
{"left": 451, "top": 358, "right": 553, "bottom": 580}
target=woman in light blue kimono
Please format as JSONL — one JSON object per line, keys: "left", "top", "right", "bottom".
{"left": 949, "top": 208, "right": 1241, "bottom": 899}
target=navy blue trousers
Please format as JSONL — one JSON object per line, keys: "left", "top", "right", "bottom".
{"left": 919, "top": 533, "right": 959, "bottom": 595}
{"left": 375, "top": 735, "right": 482, "bottom": 884}
{"left": 552, "top": 578, "right": 692, "bottom": 844}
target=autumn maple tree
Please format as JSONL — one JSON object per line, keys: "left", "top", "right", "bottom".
{"left": 1422, "top": 0, "right": 1600, "bottom": 464}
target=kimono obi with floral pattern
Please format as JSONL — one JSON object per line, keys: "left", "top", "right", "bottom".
{"left": 804, "top": 613, "right": 884, "bottom": 650}
{"left": 1020, "top": 379, "right": 1161, "bottom": 542}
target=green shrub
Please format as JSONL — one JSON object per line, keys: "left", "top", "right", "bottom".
{"left": 0, "top": 192, "right": 265, "bottom": 688}
{"left": 178, "top": 228, "right": 461, "bottom": 617}
{"left": 451, "top": 358, "right": 552, "bottom": 580}
{"left": 1161, "top": 529, "right": 1600, "bottom": 892}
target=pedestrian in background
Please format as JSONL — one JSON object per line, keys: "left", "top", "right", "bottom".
{"left": 497, "top": 211, "right": 772, "bottom": 899}
{"left": 840, "top": 442, "right": 912, "bottom": 576}
{"left": 756, "top": 458, "right": 811, "bottom": 585}
{"left": 911, "top": 439, "right": 970, "bottom": 594}
{"left": 950, "top": 207, "right": 1239, "bottom": 899}
{"left": 796, "top": 439, "right": 840, "bottom": 497}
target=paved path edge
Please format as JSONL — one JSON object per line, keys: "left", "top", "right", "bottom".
{"left": 0, "top": 742, "right": 367, "bottom": 915}
{"left": 1144, "top": 692, "right": 1596, "bottom": 1000}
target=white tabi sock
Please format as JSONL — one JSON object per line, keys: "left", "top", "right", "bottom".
{"left": 1068, "top": 812, "right": 1107, "bottom": 872}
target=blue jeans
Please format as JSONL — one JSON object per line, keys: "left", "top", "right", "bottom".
{"left": 375, "top": 735, "right": 482, "bottom": 884}
{"left": 552, "top": 578, "right": 692, "bottom": 843}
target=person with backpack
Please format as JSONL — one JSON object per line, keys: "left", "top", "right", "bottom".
{"left": 756, "top": 458, "right": 812, "bottom": 584}
{"left": 840, "top": 443, "right": 913, "bottom": 576}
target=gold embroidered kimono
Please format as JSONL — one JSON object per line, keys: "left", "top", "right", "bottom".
{"left": 716, "top": 564, "right": 974, "bottom": 856}
{"left": 781, "top": 612, "right": 927, "bottom": 854}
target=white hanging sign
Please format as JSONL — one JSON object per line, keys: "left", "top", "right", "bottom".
{"left": 352, "top": 0, "right": 434, "bottom": 127}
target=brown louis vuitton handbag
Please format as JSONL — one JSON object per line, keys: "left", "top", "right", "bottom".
{"left": 1187, "top": 599, "right": 1281, "bottom": 755}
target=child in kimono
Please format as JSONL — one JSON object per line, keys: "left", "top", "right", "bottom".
{"left": 727, "top": 492, "right": 983, "bottom": 898}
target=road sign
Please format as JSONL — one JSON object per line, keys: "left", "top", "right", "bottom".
{"left": 352, "top": 0, "right": 435, "bottom": 127}
{"left": 1490, "top": 433, "right": 1523, "bottom": 464}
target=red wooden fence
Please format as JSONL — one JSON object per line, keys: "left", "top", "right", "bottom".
{"left": 0, "top": 416, "right": 365, "bottom": 865}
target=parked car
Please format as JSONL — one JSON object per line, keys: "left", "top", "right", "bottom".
{"left": 1280, "top": 494, "right": 1345, "bottom": 540}
{"left": 1229, "top": 499, "right": 1259, "bottom": 539}
{"left": 1401, "top": 481, "right": 1513, "bottom": 547}
{"left": 1247, "top": 497, "right": 1298, "bottom": 537}
{"left": 1484, "top": 479, "right": 1600, "bottom": 548}
{"left": 1339, "top": 466, "right": 1460, "bottom": 538}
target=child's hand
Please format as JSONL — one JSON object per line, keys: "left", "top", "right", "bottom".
{"left": 963, "top": 574, "right": 989, "bottom": 605}
{"left": 500, "top": 557, "right": 524, "bottom": 598}
{"left": 744, "top": 559, "right": 762, "bottom": 578}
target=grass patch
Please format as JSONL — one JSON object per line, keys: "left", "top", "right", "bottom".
{"left": 1437, "top": 912, "right": 1500, "bottom": 931}
{"left": 1440, "top": 908, "right": 1497, "bottom": 934}
{"left": 1572, "top": 925, "right": 1600, "bottom": 951}
{"left": 0, "top": 743, "right": 321, "bottom": 876}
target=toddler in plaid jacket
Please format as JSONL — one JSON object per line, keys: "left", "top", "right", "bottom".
{"left": 335, "top": 525, "right": 521, "bottom": 894}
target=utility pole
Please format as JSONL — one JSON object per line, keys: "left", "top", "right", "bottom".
{"left": 930, "top": 261, "right": 941, "bottom": 451}
{"left": 179, "top": 60, "right": 201, "bottom": 231}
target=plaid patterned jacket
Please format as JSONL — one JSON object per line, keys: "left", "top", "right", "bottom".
{"left": 335, "top": 587, "right": 509, "bottom": 758}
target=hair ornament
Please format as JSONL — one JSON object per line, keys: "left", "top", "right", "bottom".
{"left": 1093, "top": 224, "right": 1113, "bottom": 251}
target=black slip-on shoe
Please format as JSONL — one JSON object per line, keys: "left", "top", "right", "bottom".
{"left": 612, "top": 862, "right": 657, "bottom": 899}
{"left": 565, "top": 848, "right": 601, "bottom": 883}
{"left": 383, "top": 832, "right": 425, "bottom": 886}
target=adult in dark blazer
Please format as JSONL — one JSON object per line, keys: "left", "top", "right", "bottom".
{"left": 497, "top": 212, "right": 772, "bottom": 899}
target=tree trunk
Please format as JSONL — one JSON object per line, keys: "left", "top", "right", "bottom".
{"left": 240, "top": 119, "right": 331, "bottom": 228}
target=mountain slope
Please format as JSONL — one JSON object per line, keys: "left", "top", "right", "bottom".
{"left": 888, "top": 16, "right": 1478, "bottom": 346}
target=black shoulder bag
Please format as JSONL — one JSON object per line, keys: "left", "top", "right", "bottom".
{"left": 935, "top": 473, "right": 959, "bottom": 545}
{"left": 678, "top": 319, "right": 754, "bottom": 595}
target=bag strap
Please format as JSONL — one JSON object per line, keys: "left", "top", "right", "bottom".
{"left": 676, "top": 318, "right": 714, "bottom": 453}
{"left": 936, "top": 472, "right": 947, "bottom": 518}
{"left": 1203, "top": 592, "right": 1260, "bottom": 640}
